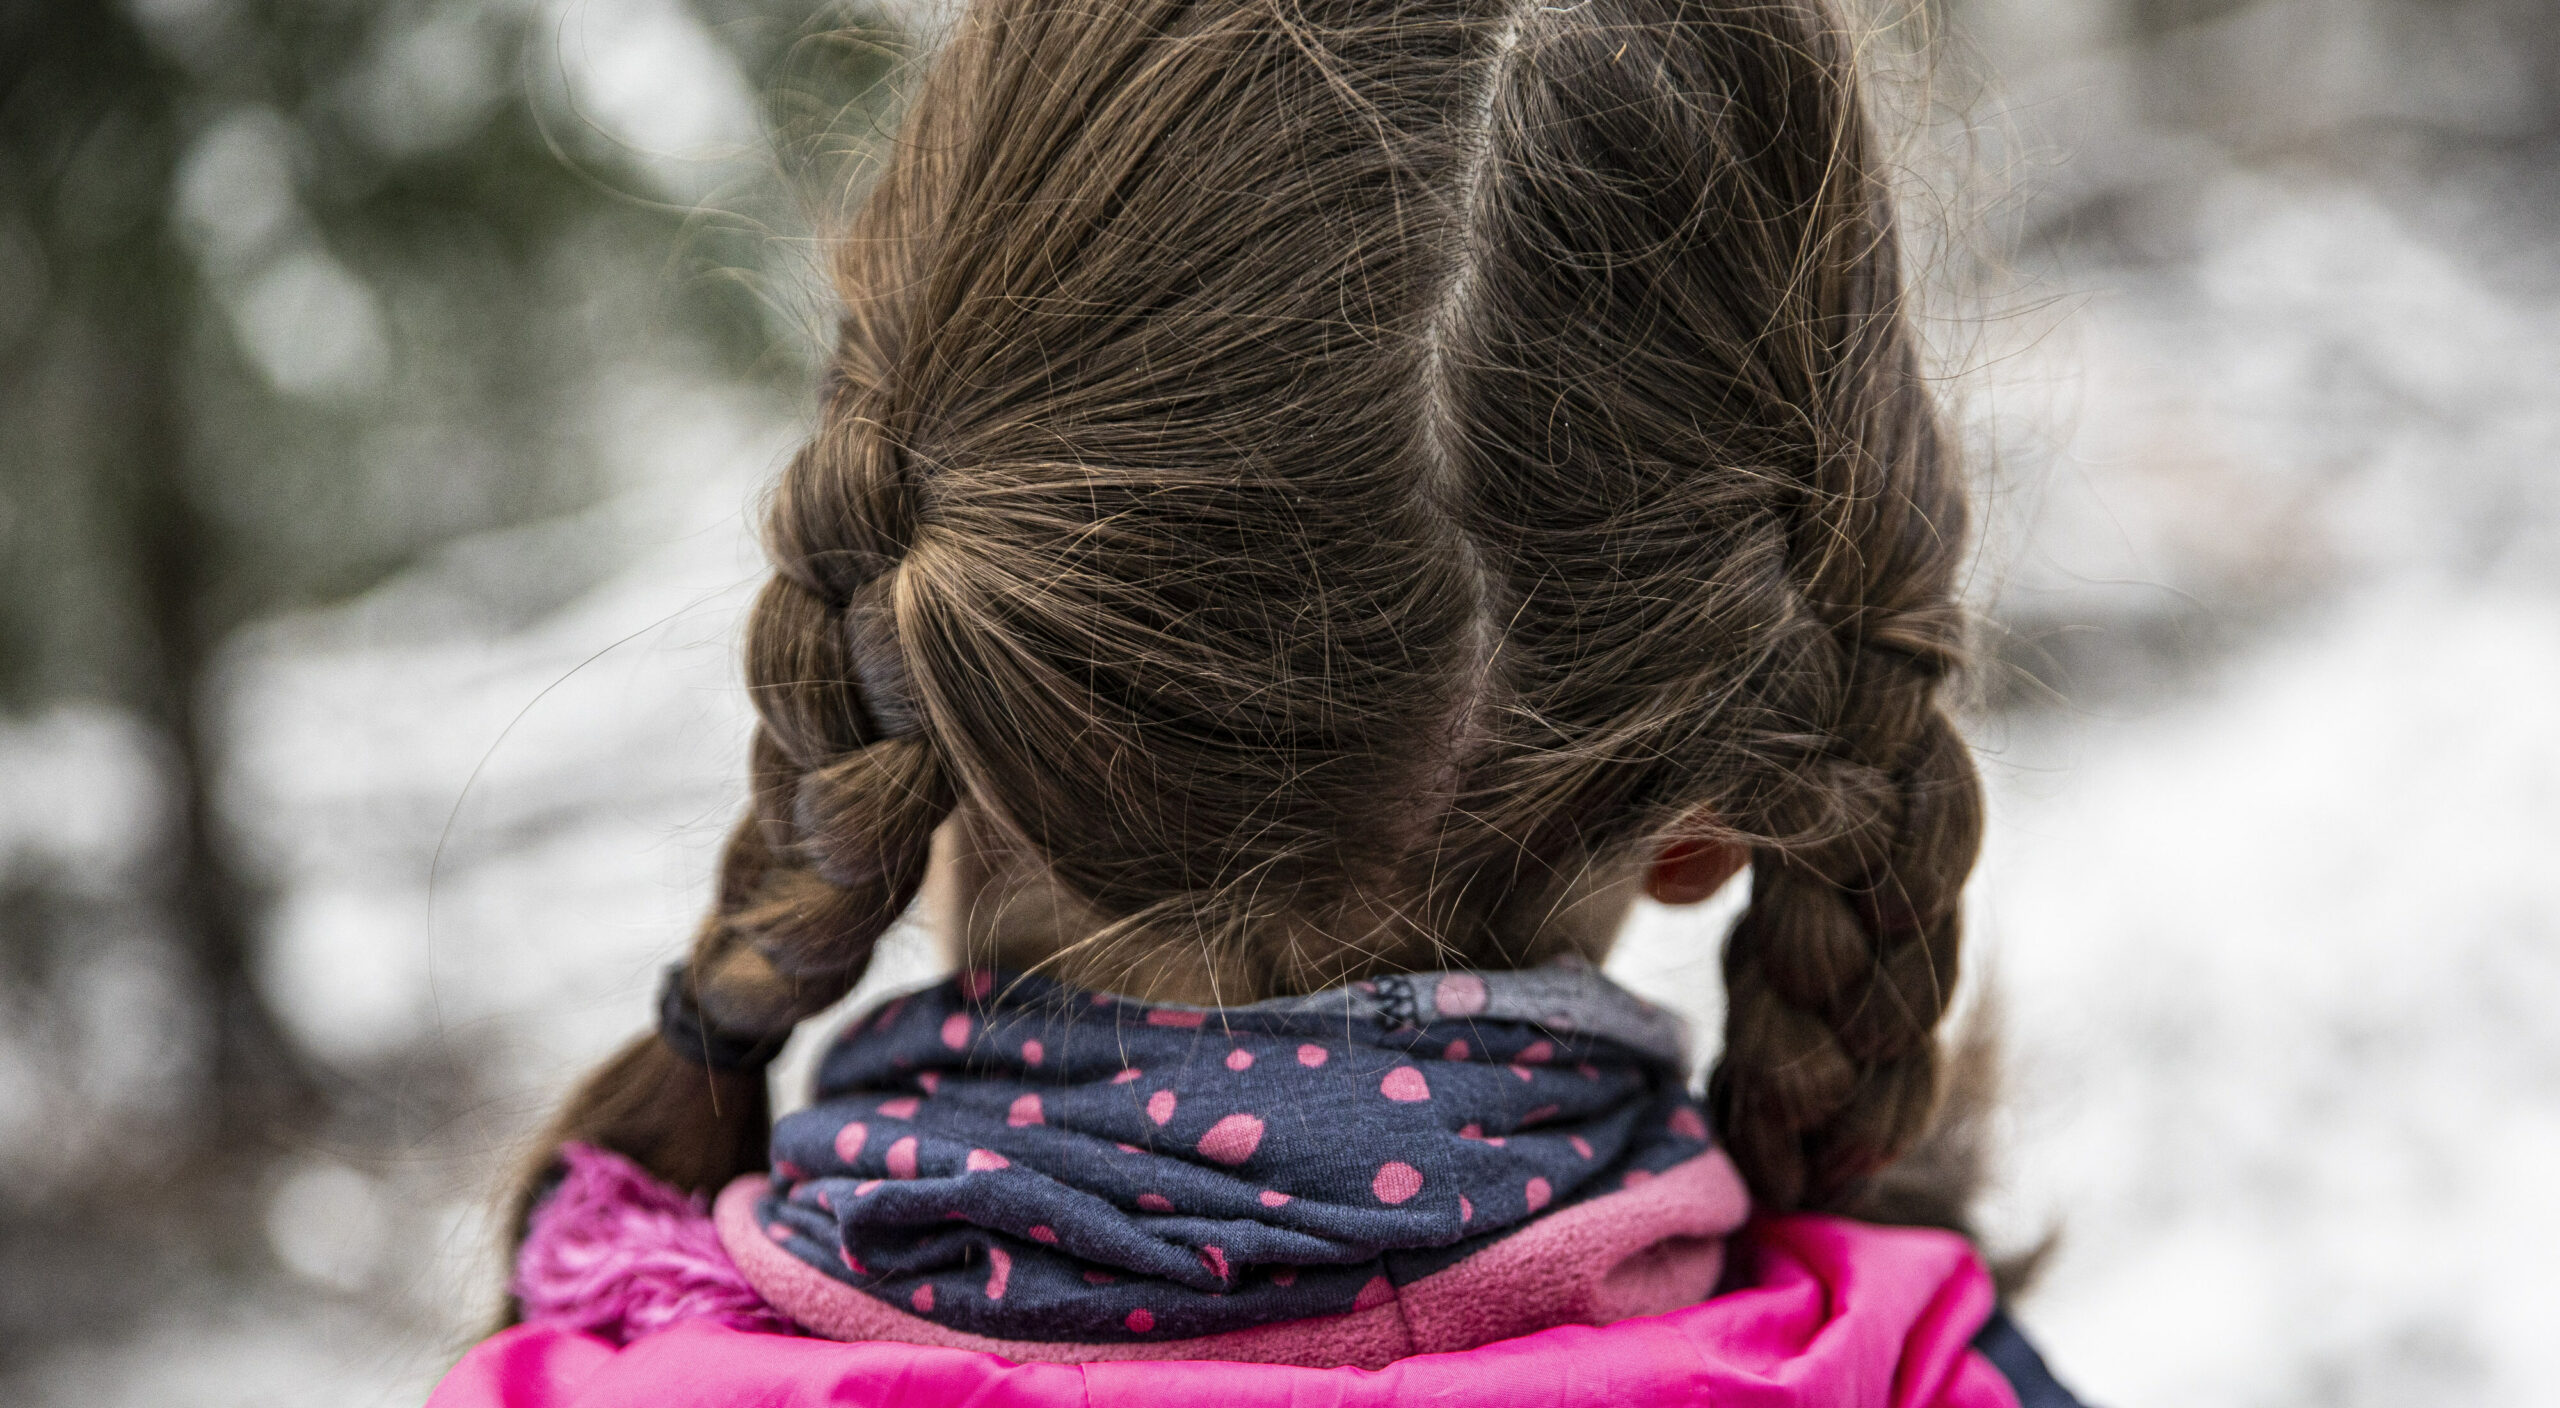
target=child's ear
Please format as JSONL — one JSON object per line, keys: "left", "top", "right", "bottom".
{"left": 1644, "top": 838, "right": 1748, "bottom": 906}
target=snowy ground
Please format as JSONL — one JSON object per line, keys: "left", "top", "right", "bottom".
{"left": 8, "top": 13, "right": 2558, "bottom": 1408}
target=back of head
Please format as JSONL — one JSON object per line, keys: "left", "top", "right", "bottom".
{"left": 524, "top": 0, "right": 1981, "bottom": 1242}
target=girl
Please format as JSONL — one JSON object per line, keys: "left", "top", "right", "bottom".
{"left": 433, "top": 0, "right": 2085, "bottom": 1401}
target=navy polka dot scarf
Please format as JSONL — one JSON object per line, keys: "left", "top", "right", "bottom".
{"left": 758, "top": 962, "right": 1720, "bottom": 1343}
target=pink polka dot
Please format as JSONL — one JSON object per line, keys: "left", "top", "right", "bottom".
{"left": 1296, "top": 1044, "right": 1329, "bottom": 1068}
{"left": 1147, "top": 1089, "right": 1178, "bottom": 1125}
{"left": 941, "top": 1013, "right": 973, "bottom": 1050}
{"left": 1029, "top": 1224, "right": 1058, "bottom": 1243}
{"left": 1571, "top": 1135, "right": 1594, "bottom": 1159}
{"left": 1115, "top": 1142, "right": 1142, "bottom": 1153}
{"left": 911, "top": 1284, "right": 935, "bottom": 1313}
{"left": 1372, "top": 1161, "right": 1423, "bottom": 1205}
{"left": 766, "top": 1221, "right": 792, "bottom": 1242}
{"left": 1458, "top": 1122, "right": 1482, "bottom": 1139}
{"left": 1126, "top": 1308, "right": 1156, "bottom": 1333}
{"left": 1258, "top": 1189, "right": 1292, "bottom": 1208}
{"left": 1623, "top": 1169, "right": 1655, "bottom": 1189}
{"left": 1196, "top": 1113, "right": 1265, "bottom": 1165}
{"left": 1008, "top": 1092, "right": 1045, "bottom": 1127}
{"left": 1442, "top": 1039, "right": 1470, "bottom": 1061}
{"left": 1225, "top": 1048, "right": 1254, "bottom": 1071}
{"left": 1507, "top": 1064, "right": 1535, "bottom": 1082}
{"left": 1459, "top": 1194, "right": 1474, "bottom": 1223}
{"left": 1380, "top": 1067, "right": 1431, "bottom": 1102}
{"left": 1578, "top": 1063, "right": 1601, "bottom": 1080}
{"left": 916, "top": 1071, "right": 941, "bottom": 1094}
{"left": 1524, "top": 1176, "right": 1551, "bottom": 1212}
{"left": 1145, "top": 1008, "right": 1208, "bottom": 1028}
{"left": 815, "top": 1190, "right": 834, "bottom": 1212}
{"left": 1272, "top": 1268, "right": 1297, "bottom": 1287}
{"left": 1022, "top": 1039, "right": 1045, "bottom": 1066}
{"left": 1112, "top": 1067, "right": 1143, "bottom": 1084}
{"left": 964, "top": 969, "right": 995, "bottom": 999}
{"left": 774, "top": 1160, "right": 804, "bottom": 1182}
{"left": 1085, "top": 1270, "right": 1115, "bottom": 1284}
{"left": 1354, "top": 1275, "right": 1394, "bottom": 1311}
{"left": 855, "top": 1179, "right": 883, "bottom": 1195}
{"left": 1136, "top": 1192, "right": 1173, "bottom": 1212}
{"left": 873, "top": 997, "right": 907, "bottom": 1030}
{"left": 1200, "top": 1245, "right": 1230, "bottom": 1280}
{"left": 1518, "top": 1040, "right": 1555, "bottom": 1064}
{"left": 1092, "top": 992, "right": 1113, "bottom": 1006}
{"left": 979, "top": 1247, "right": 1011, "bottom": 1302}
{"left": 966, "top": 1148, "right": 1010, "bottom": 1171}
{"left": 1523, "top": 1104, "right": 1560, "bottom": 1125}
{"left": 836, "top": 1122, "right": 869, "bottom": 1162}
{"left": 1668, "top": 1107, "right": 1709, "bottom": 1140}
{"left": 1434, "top": 973, "right": 1489, "bottom": 1018}
{"left": 840, "top": 1247, "right": 866, "bottom": 1274}
{"left": 886, "top": 1136, "right": 919, "bottom": 1179}
{"left": 878, "top": 1097, "right": 920, "bottom": 1119}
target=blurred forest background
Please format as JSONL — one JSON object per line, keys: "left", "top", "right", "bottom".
{"left": 2, "top": 0, "right": 2555, "bottom": 1403}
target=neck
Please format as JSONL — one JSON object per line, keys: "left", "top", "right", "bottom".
{"left": 927, "top": 806, "right": 1645, "bottom": 1004}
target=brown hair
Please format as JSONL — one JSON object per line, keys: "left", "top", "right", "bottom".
{"left": 520, "top": 0, "right": 1980, "bottom": 1241}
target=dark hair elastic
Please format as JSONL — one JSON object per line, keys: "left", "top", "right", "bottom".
{"left": 656, "top": 963, "right": 790, "bottom": 1071}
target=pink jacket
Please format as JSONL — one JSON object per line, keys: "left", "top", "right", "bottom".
{"left": 430, "top": 1212, "right": 2017, "bottom": 1408}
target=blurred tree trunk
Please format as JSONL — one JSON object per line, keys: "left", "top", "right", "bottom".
{"left": 4, "top": 0, "right": 886, "bottom": 1300}
{"left": 118, "top": 275, "right": 327, "bottom": 1162}
{"left": 4, "top": 0, "right": 326, "bottom": 1180}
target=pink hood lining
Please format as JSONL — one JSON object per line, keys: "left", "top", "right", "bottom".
{"left": 714, "top": 1147, "right": 1751, "bottom": 1366}
{"left": 514, "top": 1144, "right": 796, "bottom": 1342}
{"left": 437, "top": 1213, "right": 2020, "bottom": 1408}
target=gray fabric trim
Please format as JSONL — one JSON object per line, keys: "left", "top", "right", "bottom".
{"left": 1155, "top": 958, "right": 1693, "bottom": 1069}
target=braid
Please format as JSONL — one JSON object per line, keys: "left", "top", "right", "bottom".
{"left": 693, "top": 573, "right": 951, "bottom": 1034}
{"left": 1713, "top": 696, "right": 1983, "bottom": 1208}
{"left": 510, "top": 346, "right": 954, "bottom": 1227}
{"left": 1704, "top": 256, "right": 1988, "bottom": 1210}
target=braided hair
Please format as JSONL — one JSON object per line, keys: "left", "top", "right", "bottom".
{"left": 515, "top": 0, "right": 1982, "bottom": 1237}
